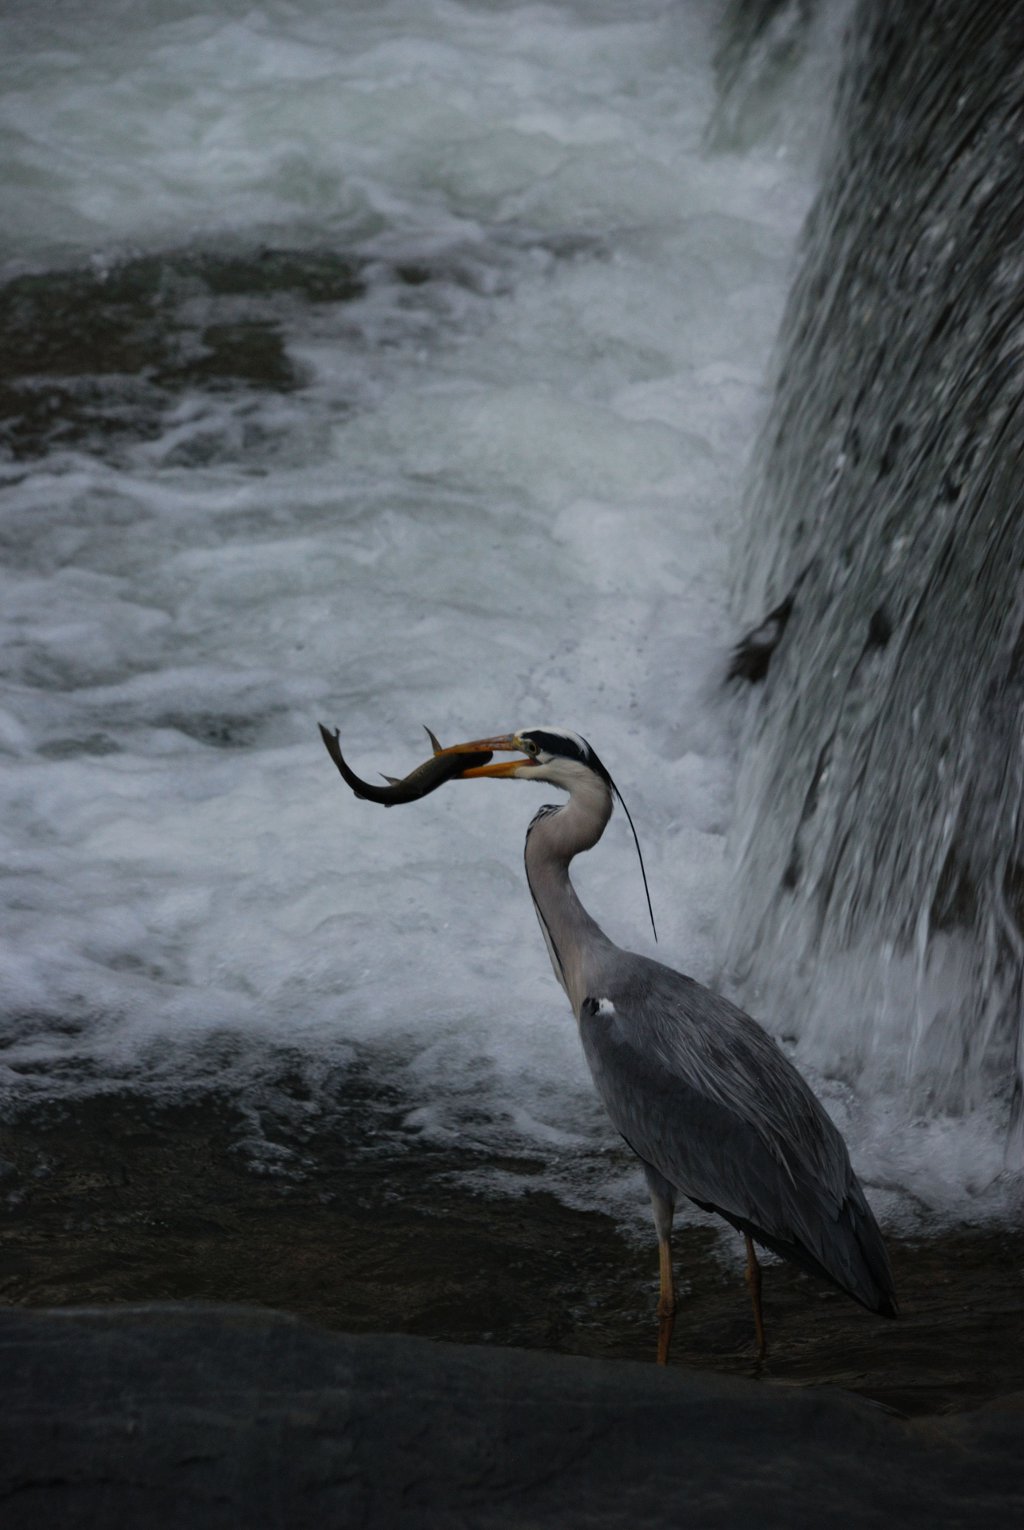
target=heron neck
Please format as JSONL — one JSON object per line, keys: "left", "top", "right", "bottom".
{"left": 523, "top": 782, "right": 616, "bottom": 1013}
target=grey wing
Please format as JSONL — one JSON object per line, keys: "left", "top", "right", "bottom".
{"left": 578, "top": 965, "right": 896, "bottom": 1316}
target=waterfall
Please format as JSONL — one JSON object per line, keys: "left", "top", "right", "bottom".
{"left": 727, "top": 0, "right": 1024, "bottom": 1143}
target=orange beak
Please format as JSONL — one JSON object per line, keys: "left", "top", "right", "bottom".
{"left": 434, "top": 733, "right": 535, "bottom": 778}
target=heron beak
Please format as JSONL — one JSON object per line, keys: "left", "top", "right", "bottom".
{"left": 434, "top": 734, "right": 534, "bottom": 778}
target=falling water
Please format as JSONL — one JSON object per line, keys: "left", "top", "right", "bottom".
{"left": 727, "top": 0, "right": 1024, "bottom": 1167}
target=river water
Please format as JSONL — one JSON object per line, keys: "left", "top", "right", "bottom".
{"left": 1, "top": 0, "right": 1014, "bottom": 1317}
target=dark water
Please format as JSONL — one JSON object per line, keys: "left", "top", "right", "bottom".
{"left": 2, "top": 1083, "right": 1022, "bottom": 1417}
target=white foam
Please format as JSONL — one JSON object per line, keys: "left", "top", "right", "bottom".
{"left": 3, "top": 0, "right": 995, "bottom": 1230}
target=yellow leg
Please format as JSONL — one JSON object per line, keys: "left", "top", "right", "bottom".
{"left": 744, "top": 1233, "right": 767, "bottom": 1360}
{"left": 656, "top": 1234, "right": 676, "bottom": 1365}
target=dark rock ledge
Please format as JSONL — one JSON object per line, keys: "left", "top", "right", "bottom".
{"left": 1, "top": 1303, "right": 1022, "bottom": 1529}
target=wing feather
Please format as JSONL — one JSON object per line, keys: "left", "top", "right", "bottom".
{"left": 579, "top": 958, "right": 896, "bottom": 1315}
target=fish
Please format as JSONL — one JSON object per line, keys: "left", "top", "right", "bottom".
{"left": 318, "top": 724, "right": 492, "bottom": 806}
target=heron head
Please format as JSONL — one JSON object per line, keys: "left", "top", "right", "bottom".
{"left": 436, "top": 726, "right": 657, "bottom": 939}
{"left": 436, "top": 727, "right": 612, "bottom": 791}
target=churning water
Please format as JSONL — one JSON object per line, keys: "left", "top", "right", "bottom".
{"left": 727, "top": 0, "right": 1024, "bottom": 1213}
{"left": 0, "top": 0, "right": 1010, "bottom": 1235}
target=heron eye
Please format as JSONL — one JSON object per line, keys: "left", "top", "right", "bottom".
{"left": 523, "top": 737, "right": 539, "bottom": 757}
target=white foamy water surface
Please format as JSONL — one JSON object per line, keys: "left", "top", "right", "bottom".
{"left": 1, "top": 0, "right": 1007, "bottom": 1228}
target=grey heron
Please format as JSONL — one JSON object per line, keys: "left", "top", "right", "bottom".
{"left": 433, "top": 726, "right": 898, "bottom": 1363}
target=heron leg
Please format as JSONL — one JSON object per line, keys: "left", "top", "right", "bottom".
{"left": 656, "top": 1234, "right": 676, "bottom": 1366}
{"left": 642, "top": 1164, "right": 678, "bottom": 1366}
{"left": 744, "top": 1233, "right": 767, "bottom": 1359}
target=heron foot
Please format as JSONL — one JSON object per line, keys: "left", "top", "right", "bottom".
{"left": 744, "top": 1233, "right": 767, "bottom": 1360}
{"left": 656, "top": 1300, "right": 676, "bottom": 1366}
{"left": 656, "top": 1235, "right": 676, "bottom": 1365}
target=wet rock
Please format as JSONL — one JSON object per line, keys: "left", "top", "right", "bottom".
{"left": 1, "top": 1303, "right": 1023, "bottom": 1529}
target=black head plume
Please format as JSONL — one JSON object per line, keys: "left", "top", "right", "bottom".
{"left": 521, "top": 728, "right": 658, "bottom": 942}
